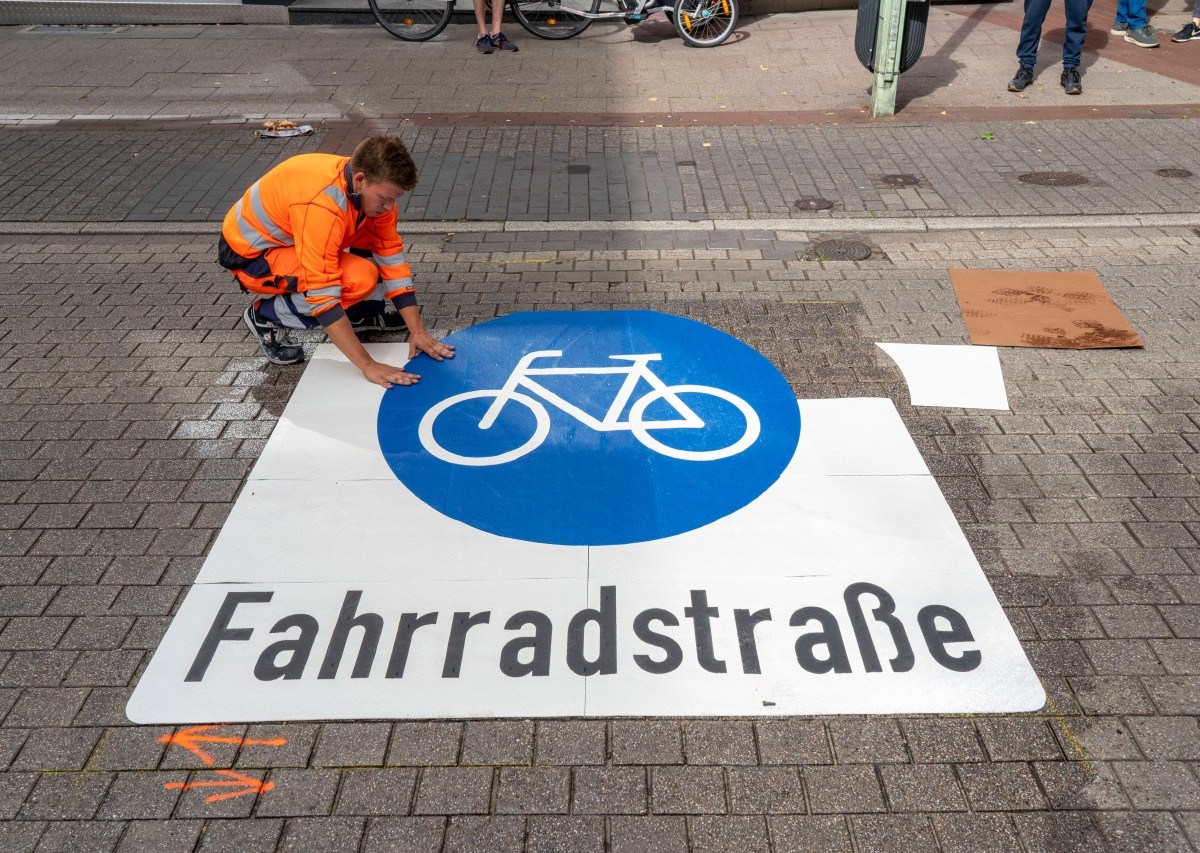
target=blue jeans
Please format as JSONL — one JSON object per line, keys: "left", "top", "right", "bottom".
{"left": 1114, "top": 0, "right": 1147, "bottom": 29}
{"left": 1017, "top": 0, "right": 1094, "bottom": 68}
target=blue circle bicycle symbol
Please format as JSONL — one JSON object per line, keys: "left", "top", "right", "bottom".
{"left": 377, "top": 311, "right": 800, "bottom": 546}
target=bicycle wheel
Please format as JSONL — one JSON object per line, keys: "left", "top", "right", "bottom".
{"left": 419, "top": 390, "right": 551, "bottom": 467}
{"left": 628, "top": 385, "right": 760, "bottom": 461}
{"left": 672, "top": 0, "right": 736, "bottom": 47}
{"left": 369, "top": 0, "right": 454, "bottom": 41}
{"left": 510, "top": 0, "right": 599, "bottom": 39}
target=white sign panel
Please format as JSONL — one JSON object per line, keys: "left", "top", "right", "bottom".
{"left": 127, "top": 312, "right": 1043, "bottom": 722}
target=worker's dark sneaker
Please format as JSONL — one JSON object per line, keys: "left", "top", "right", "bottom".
{"left": 1172, "top": 22, "right": 1200, "bottom": 41}
{"left": 242, "top": 304, "right": 305, "bottom": 365}
{"left": 475, "top": 34, "right": 493, "bottom": 54}
{"left": 1124, "top": 25, "right": 1161, "bottom": 47}
{"left": 1061, "top": 66, "right": 1083, "bottom": 95}
{"left": 350, "top": 310, "right": 408, "bottom": 332}
{"left": 1007, "top": 65, "right": 1035, "bottom": 92}
{"left": 491, "top": 32, "right": 519, "bottom": 51}
{"left": 1110, "top": 20, "right": 1128, "bottom": 35}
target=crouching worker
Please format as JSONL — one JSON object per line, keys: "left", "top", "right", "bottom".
{"left": 217, "top": 135, "right": 454, "bottom": 388}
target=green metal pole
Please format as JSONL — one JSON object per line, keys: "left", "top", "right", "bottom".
{"left": 871, "top": 0, "right": 908, "bottom": 118}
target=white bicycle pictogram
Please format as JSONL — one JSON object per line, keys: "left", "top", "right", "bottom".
{"left": 418, "top": 350, "right": 761, "bottom": 466}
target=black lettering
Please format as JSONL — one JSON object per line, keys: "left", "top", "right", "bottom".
{"left": 253, "top": 614, "right": 319, "bottom": 681}
{"left": 733, "top": 608, "right": 772, "bottom": 674}
{"left": 632, "top": 608, "right": 683, "bottom": 674}
{"left": 918, "top": 605, "right": 981, "bottom": 672}
{"left": 185, "top": 591, "right": 273, "bottom": 682}
{"left": 500, "top": 610, "right": 553, "bottom": 677}
{"left": 385, "top": 612, "right": 439, "bottom": 678}
{"left": 790, "top": 606, "right": 851, "bottom": 674}
{"left": 844, "top": 582, "right": 915, "bottom": 673}
{"left": 318, "top": 591, "right": 384, "bottom": 679}
{"left": 567, "top": 586, "right": 617, "bottom": 676}
{"left": 442, "top": 611, "right": 491, "bottom": 678}
{"left": 684, "top": 589, "right": 726, "bottom": 673}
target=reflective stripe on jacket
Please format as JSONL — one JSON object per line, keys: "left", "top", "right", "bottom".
{"left": 220, "top": 153, "right": 415, "bottom": 321}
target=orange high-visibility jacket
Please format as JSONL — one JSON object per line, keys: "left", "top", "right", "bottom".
{"left": 221, "top": 153, "right": 414, "bottom": 322}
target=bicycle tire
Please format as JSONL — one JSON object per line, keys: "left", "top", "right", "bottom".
{"left": 510, "top": 0, "right": 600, "bottom": 40}
{"left": 672, "top": 0, "right": 736, "bottom": 47}
{"left": 369, "top": 0, "right": 454, "bottom": 41}
{"left": 419, "top": 390, "right": 551, "bottom": 467}
{"left": 628, "top": 385, "right": 760, "bottom": 461}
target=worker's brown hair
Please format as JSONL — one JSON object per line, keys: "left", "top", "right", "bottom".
{"left": 349, "top": 136, "right": 418, "bottom": 191}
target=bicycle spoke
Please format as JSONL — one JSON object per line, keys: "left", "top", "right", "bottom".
{"left": 370, "top": 0, "right": 453, "bottom": 41}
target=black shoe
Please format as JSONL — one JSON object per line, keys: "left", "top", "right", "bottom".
{"left": 1061, "top": 66, "right": 1082, "bottom": 95}
{"left": 242, "top": 304, "right": 305, "bottom": 365}
{"left": 475, "top": 34, "right": 493, "bottom": 54}
{"left": 1007, "top": 65, "right": 1035, "bottom": 92}
{"left": 1172, "top": 22, "right": 1200, "bottom": 42}
{"left": 490, "top": 32, "right": 519, "bottom": 52}
{"left": 350, "top": 311, "right": 408, "bottom": 332}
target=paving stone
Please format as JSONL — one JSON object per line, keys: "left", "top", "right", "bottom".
{"left": 930, "top": 813, "right": 1023, "bottom": 853}
{"left": 254, "top": 769, "right": 341, "bottom": 817}
{"left": 276, "top": 816, "right": 366, "bottom": 853}
{"left": 828, "top": 719, "right": 909, "bottom": 763}
{"left": 525, "top": 816, "right": 605, "bottom": 853}
{"left": 414, "top": 767, "right": 493, "bottom": 815}
{"left": 1032, "top": 760, "right": 1129, "bottom": 810}
{"left": 1012, "top": 811, "right": 1108, "bottom": 853}
{"left": 195, "top": 818, "right": 284, "bottom": 852}
{"left": 360, "top": 816, "right": 445, "bottom": 853}
{"left": 754, "top": 720, "right": 830, "bottom": 765}
{"left": 18, "top": 771, "right": 114, "bottom": 820}
{"left": 311, "top": 722, "right": 391, "bottom": 768}
{"left": 803, "top": 766, "right": 885, "bottom": 814}
{"left": 974, "top": 718, "right": 1063, "bottom": 761}
{"left": 651, "top": 766, "right": 726, "bottom": 814}
{"left": 96, "top": 770, "right": 187, "bottom": 819}
{"left": 31, "top": 820, "right": 125, "bottom": 852}
{"left": 1094, "top": 810, "right": 1195, "bottom": 853}
{"left": 726, "top": 767, "right": 805, "bottom": 815}
{"left": 442, "top": 816, "right": 523, "bottom": 853}
{"left": 1113, "top": 760, "right": 1200, "bottom": 809}
{"left": 682, "top": 720, "right": 757, "bottom": 765}
{"left": 334, "top": 768, "right": 417, "bottom": 816}
{"left": 610, "top": 816, "right": 689, "bottom": 853}
{"left": 612, "top": 720, "right": 683, "bottom": 765}
{"left": 115, "top": 819, "right": 203, "bottom": 853}
{"left": 387, "top": 722, "right": 461, "bottom": 767}
{"left": 956, "top": 763, "right": 1046, "bottom": 811}
{"left": 768, "top": 815, "right": 853, "bottom": 853}
{"left": 534, "top": 720, "right": 606, "bottom": 765}
{"left": 235, "top": 723, "right": 317, "bottom": 769}
{"left": 688, "top": 815, "right": 770, "bottom": 852}
{"left": 494, "top": 766, "right": 568, "bottom": 815}
{"left": 0, "top": 821, "right": 45, "bottom": 853}
{"left": 879, "top": 764, "right": 966, "bottom": 812}
{"left": 572, "top": 766, "right": 647, "bottom": 815}
{"left": 459, "top": 720, "right": 533, "bottom": 766}
{"left": 902, "top": 719, "right": 986, "bottom": 763}
{"left": 850, "top": 814, "right": 938, "bottom": 853}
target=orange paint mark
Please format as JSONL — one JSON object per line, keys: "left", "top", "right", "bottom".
{"left": 158, "top": 725, "right": 287, "bottom": 766}
{"left": 165, "top": 769, "right": 274, "bottom": 803}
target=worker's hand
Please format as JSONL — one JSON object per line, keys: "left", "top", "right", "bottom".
{"left": 409, "top": 330, "right": 456, "bottom": 362}
{"left": 361, "top": 359, "right": 420, "bottom": 389}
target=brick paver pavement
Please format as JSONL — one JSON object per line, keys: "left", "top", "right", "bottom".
{"left": 2, "top": 4, "right": 1200, "bottom": 851}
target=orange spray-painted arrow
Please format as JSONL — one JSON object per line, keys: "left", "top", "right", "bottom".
{"left": 165, "top": 769, "right": 275, "bottom": 803}
{"left": 158, "top": 725, "right": 287, "bottom": 766}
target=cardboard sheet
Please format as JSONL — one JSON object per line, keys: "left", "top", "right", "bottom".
{"left": 877, "top": 343, "right": 1010, "bottom": 410}
{"left": 949, "top": 268, "right": 1143, "bottom": 349}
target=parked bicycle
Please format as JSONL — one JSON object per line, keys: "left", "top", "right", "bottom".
{"left": 418, "top": 349, "right": 760, "bottom": 466}
{"left": 369, "top": 0, "right": 738, "bottom": 47}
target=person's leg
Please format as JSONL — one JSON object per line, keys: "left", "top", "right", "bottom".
{"left": 472, "top": 0, "right": 493, "bottom": 51}
{"left": 338, "top": 252, "right": 389, "bottom": 324}
{"left": 1060, "top": 0, "right": 1092, "bottom": 67}
{"left": 1121, "top": 0, "right": 1146, "bottom": 29}
{"left": 1113, "top": 0, "right": 1128, "bottom": 25}
{"left": 1016, "top": 0, "right": 1053, "bottom": 68}
{"left": 490, "top": 0, "right": 504, "bottom": 35}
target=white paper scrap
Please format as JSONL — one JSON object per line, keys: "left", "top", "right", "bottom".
{"left": 877, "top": 343, "right": 1009, "bottom": 411}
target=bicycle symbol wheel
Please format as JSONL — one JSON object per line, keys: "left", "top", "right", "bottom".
{"left": 628, "top": 384, "right": 760, "bottom": 461}
{"left": 418, "top": 390, "right": 551, "bottom": 467}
